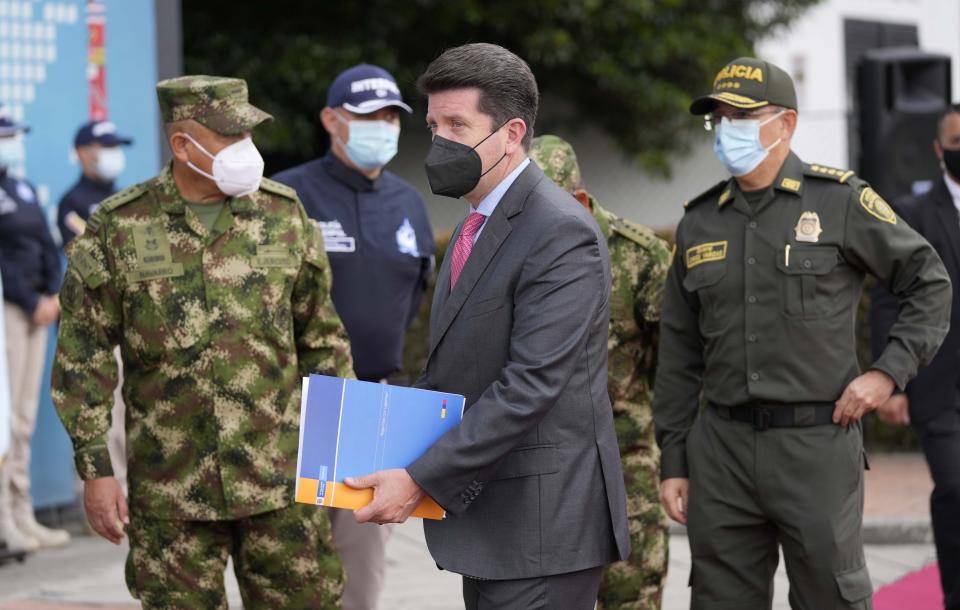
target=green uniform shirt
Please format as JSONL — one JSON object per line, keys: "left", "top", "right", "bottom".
{"left": 185, "top": 200, "right": 226, "bottom": 233}
{"left": 653, "top": 151, "right": 952, "bottom": 480}
{"left": 52, "top": 163, "right": 354, "bottom": 520}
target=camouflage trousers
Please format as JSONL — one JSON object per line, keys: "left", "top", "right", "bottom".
{"left": 598, "top": 408, "right": 670, "bottom": 610}
{"left": 125, "top": 503, "right": 342, "bottom": 610}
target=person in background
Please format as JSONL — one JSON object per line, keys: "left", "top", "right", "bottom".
{"left": 57, "top": 120, "right": 134, "bottom": 495}
{"left": 0, "top": 105, "right": 69, "bottom": 551}
{"left": 531, "top": 134, "right": 670, "bottom": 610}
{"left": 870, "top": 103, "right": 960, "bottom": 610}
{"left": 57, "top": 120, "right": 133, "bottom": 246}
{"left": 273, "top": 63, "right": 434, "bottom": 610}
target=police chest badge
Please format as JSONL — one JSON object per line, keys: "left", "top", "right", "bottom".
{"left": 794, "top": 211, "right": 822, "bottom": 243}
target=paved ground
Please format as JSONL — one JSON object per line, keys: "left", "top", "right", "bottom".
{"left": 0, "top": 453, "right": 940, "bottom": 609}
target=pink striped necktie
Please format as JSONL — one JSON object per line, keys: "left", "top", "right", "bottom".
{"left": 450, "top": 212, "right": 486, "bottom": 290}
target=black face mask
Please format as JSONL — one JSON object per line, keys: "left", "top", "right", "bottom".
{"left": 424, "top": 125, "right": 507, "bottom": 198}
{"left": 942, "top": 147, "right": 960, "bottom": 182}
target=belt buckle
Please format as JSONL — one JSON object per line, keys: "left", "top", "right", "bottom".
{"left": 751, "top": 407, "right": 771, "bottom": 431}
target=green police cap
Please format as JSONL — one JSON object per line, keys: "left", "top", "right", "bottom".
{"left": 689, "top": 57, "right": 797, "bottom": 115}
{"left": 156, "top": 75, "right": 273, "bottom": 135}
{"left": 529, "top": 134, "right": 583, "bottom": 194}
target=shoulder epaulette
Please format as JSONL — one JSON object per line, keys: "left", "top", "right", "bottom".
{"left": 803, "top": 163, "right": 856, "bottom": 184}
{"left": 611, "top": 216, "right": 661, "bottom": 249}
{"left": 99, "top": 182, "right": 148, "bottom": 213}
{"left": 259, "top": 177, "right": 298, "bottom": 201}
{"left": 85, "top": 182, "right": 149, "bottom": 233}
{"left": 683, "top": 180, "right": 727, "bottom": 212}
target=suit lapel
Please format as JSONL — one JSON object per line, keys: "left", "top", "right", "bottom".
{"left": 427, "top": 162, "right": 544, "bottom": 359}
{"left": 932, "top": 179, "right": 960, "bottom": 274}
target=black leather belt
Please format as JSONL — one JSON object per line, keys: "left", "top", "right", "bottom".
{"left": 709, "top": 402, "right": 835, "bottom": 431}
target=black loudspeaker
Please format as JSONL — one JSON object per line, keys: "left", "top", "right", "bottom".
{"left": 857, "top": 48, "right": 951, "bottom": 200}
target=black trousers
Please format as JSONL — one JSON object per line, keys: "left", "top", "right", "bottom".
{"left": 462, "top": 565, "right": 605, "bottom": 610}
{"left": 915, "top": 406, "right": 960, "bottom": 610}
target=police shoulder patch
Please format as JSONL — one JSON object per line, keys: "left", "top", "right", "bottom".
{"left": 683, "top": 180, "right": 727, "bottom": 212}
{"left": 259, "top": 177, "right": 297, "bottom": 201}
{"left": 859, "top": 186, "right": 897, "bottom": 225}
{"left": 803, "top": 163, "right": 856, "bottom": 184}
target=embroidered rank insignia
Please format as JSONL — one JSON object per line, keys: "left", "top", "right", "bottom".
{"left": 794, "top": 211, "right": 823, "bottom": 243}
{"left": 859, "top": 187, "right": 896, "bottom": 224}
{"left": 780, "top": 178, "right": 801, "bottom": 192}
{"left": 685, "top": 241, "right": 728, "bottom": 269}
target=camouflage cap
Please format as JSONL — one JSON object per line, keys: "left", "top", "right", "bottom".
{"left": 156, "top": 75, "right": 273, "bottom": 135}
{"left": 689, "top": 57, "right": 797, "bottom": 115}
{"left": 529, "top": 134, "right": 583, "bottom": 193}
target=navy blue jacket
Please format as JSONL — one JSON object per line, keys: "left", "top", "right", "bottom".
{"left": 57, "top": 174, "right": 115, "bottom": 246}
{"left": 273, "top": 153, "right": 435, "bottom": 381}
{"left": 0, "top": 172, "right": 61, "bottom": 314}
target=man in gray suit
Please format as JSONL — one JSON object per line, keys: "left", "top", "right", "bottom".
{"left": 345, "top": 43, "right": 630, "bottom": 609}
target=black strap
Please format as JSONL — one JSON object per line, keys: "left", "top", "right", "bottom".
{"left": 709, "top": 402, "right": 835, "bottom": 431}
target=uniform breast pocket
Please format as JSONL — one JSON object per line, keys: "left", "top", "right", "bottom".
{"left": 121, "top": 270, "right": 201, "bottom": 362}
{"left": 682, "top": 261, "right": 728, "bottom": 333}
{"left": 775, "top": 245, "right": 846, "bottom": 319}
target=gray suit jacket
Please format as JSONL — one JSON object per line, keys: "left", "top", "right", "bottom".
{"left": 407, "top": 162, "right": 630, "bottom": 580}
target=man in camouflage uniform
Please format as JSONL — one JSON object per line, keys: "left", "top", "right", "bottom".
{"left": 52, "top": 76, "right": 351, "bottom": 610}
{"left": 531, "top": 134, "right": 671, "bottom": 610}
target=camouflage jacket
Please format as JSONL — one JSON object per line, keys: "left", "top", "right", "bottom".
{"left": 593, "top": 199, "right": 671, "bottom": 439}
{"left": 52, "top": 164, "right": 353, "bottom": 520}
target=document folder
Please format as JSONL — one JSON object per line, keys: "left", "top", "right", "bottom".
{"left": 295, "top": 374, "right": 465, "bottom": 519}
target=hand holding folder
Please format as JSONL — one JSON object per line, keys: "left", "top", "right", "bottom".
{"left": 295, "top": 375, "right": 465, "bottom": 520}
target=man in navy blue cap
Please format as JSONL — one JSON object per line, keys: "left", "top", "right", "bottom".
{"left": 273, "top": 63, "right": 434, "bottom": 610}
{"left": 56, "top": 120, "right": 134, "bottom": 500}
{"left": 57, "top": 120, "right": 133, "bottom": 246}
{"left": 0, "top": 105, "right": 69, "bottom": 552}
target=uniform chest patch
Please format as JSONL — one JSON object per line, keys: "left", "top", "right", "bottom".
{"left": 686, "top": 241, "right": 727, "bottom": 269}
{"left": 16, "top": 181, "right": 34, "bottom": 202}
{"left": 132, "top": 223, "right": 173, "bottom": 267}
{"left": 317, "top": 219, "right": 356, "bottom": 253}
{"left": 794, "top": 211, "right": 823, "bottom": 243}
{"left": 396, "top": 218, "right": 419, "bottom": 257}
{"left": 253, "top": 244, "right": 298, "bottom": 268}
{"left": 860, "top": 187, "right": 896, "bottom": 224}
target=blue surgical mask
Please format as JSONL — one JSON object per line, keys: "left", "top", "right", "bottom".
{"left": 335, "top": 113, "right": 400, "bottom": 170}
{"left": 0, "top": 135, "right": 25, "bottom": 170}
{"left": 713, "top": 111, "right": 784, "bottom": 176}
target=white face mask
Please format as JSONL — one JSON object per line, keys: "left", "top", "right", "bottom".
{"left": 0, "top": 134, "right": 25, "bottom": 170}
{"left": 95, "top": 147, "right": 126, "bottom": 181}
{"left": 180, "top": 132, "right": 264, "bottom": 197}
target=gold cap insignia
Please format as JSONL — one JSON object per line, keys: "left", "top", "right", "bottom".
{"left": 794, "top": 211, "right": 823, "bottom": 243}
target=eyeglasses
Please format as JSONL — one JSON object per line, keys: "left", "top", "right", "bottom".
{"left": 703, "top": 107, "right": 784, "bottom": 131}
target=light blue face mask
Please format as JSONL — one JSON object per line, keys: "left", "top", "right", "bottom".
{"left": 0, "top": 135, "right": 25, "bottom": 170}
{"left": 713, "top": 110, "right": 784, "bottom": 177}
{"left": 335, "top": 113, "right": 401, "bottom": 170}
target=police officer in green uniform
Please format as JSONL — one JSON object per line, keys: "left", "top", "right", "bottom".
{"left": 653, "top": 57, "right": 952, "bottom": 610}
{"left": 52, "top": 76, "right": 351, "bottom": 609}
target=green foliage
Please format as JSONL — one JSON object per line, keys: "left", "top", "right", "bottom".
{"left": 183, "top": 0, "right": 821, "bottom": 172}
